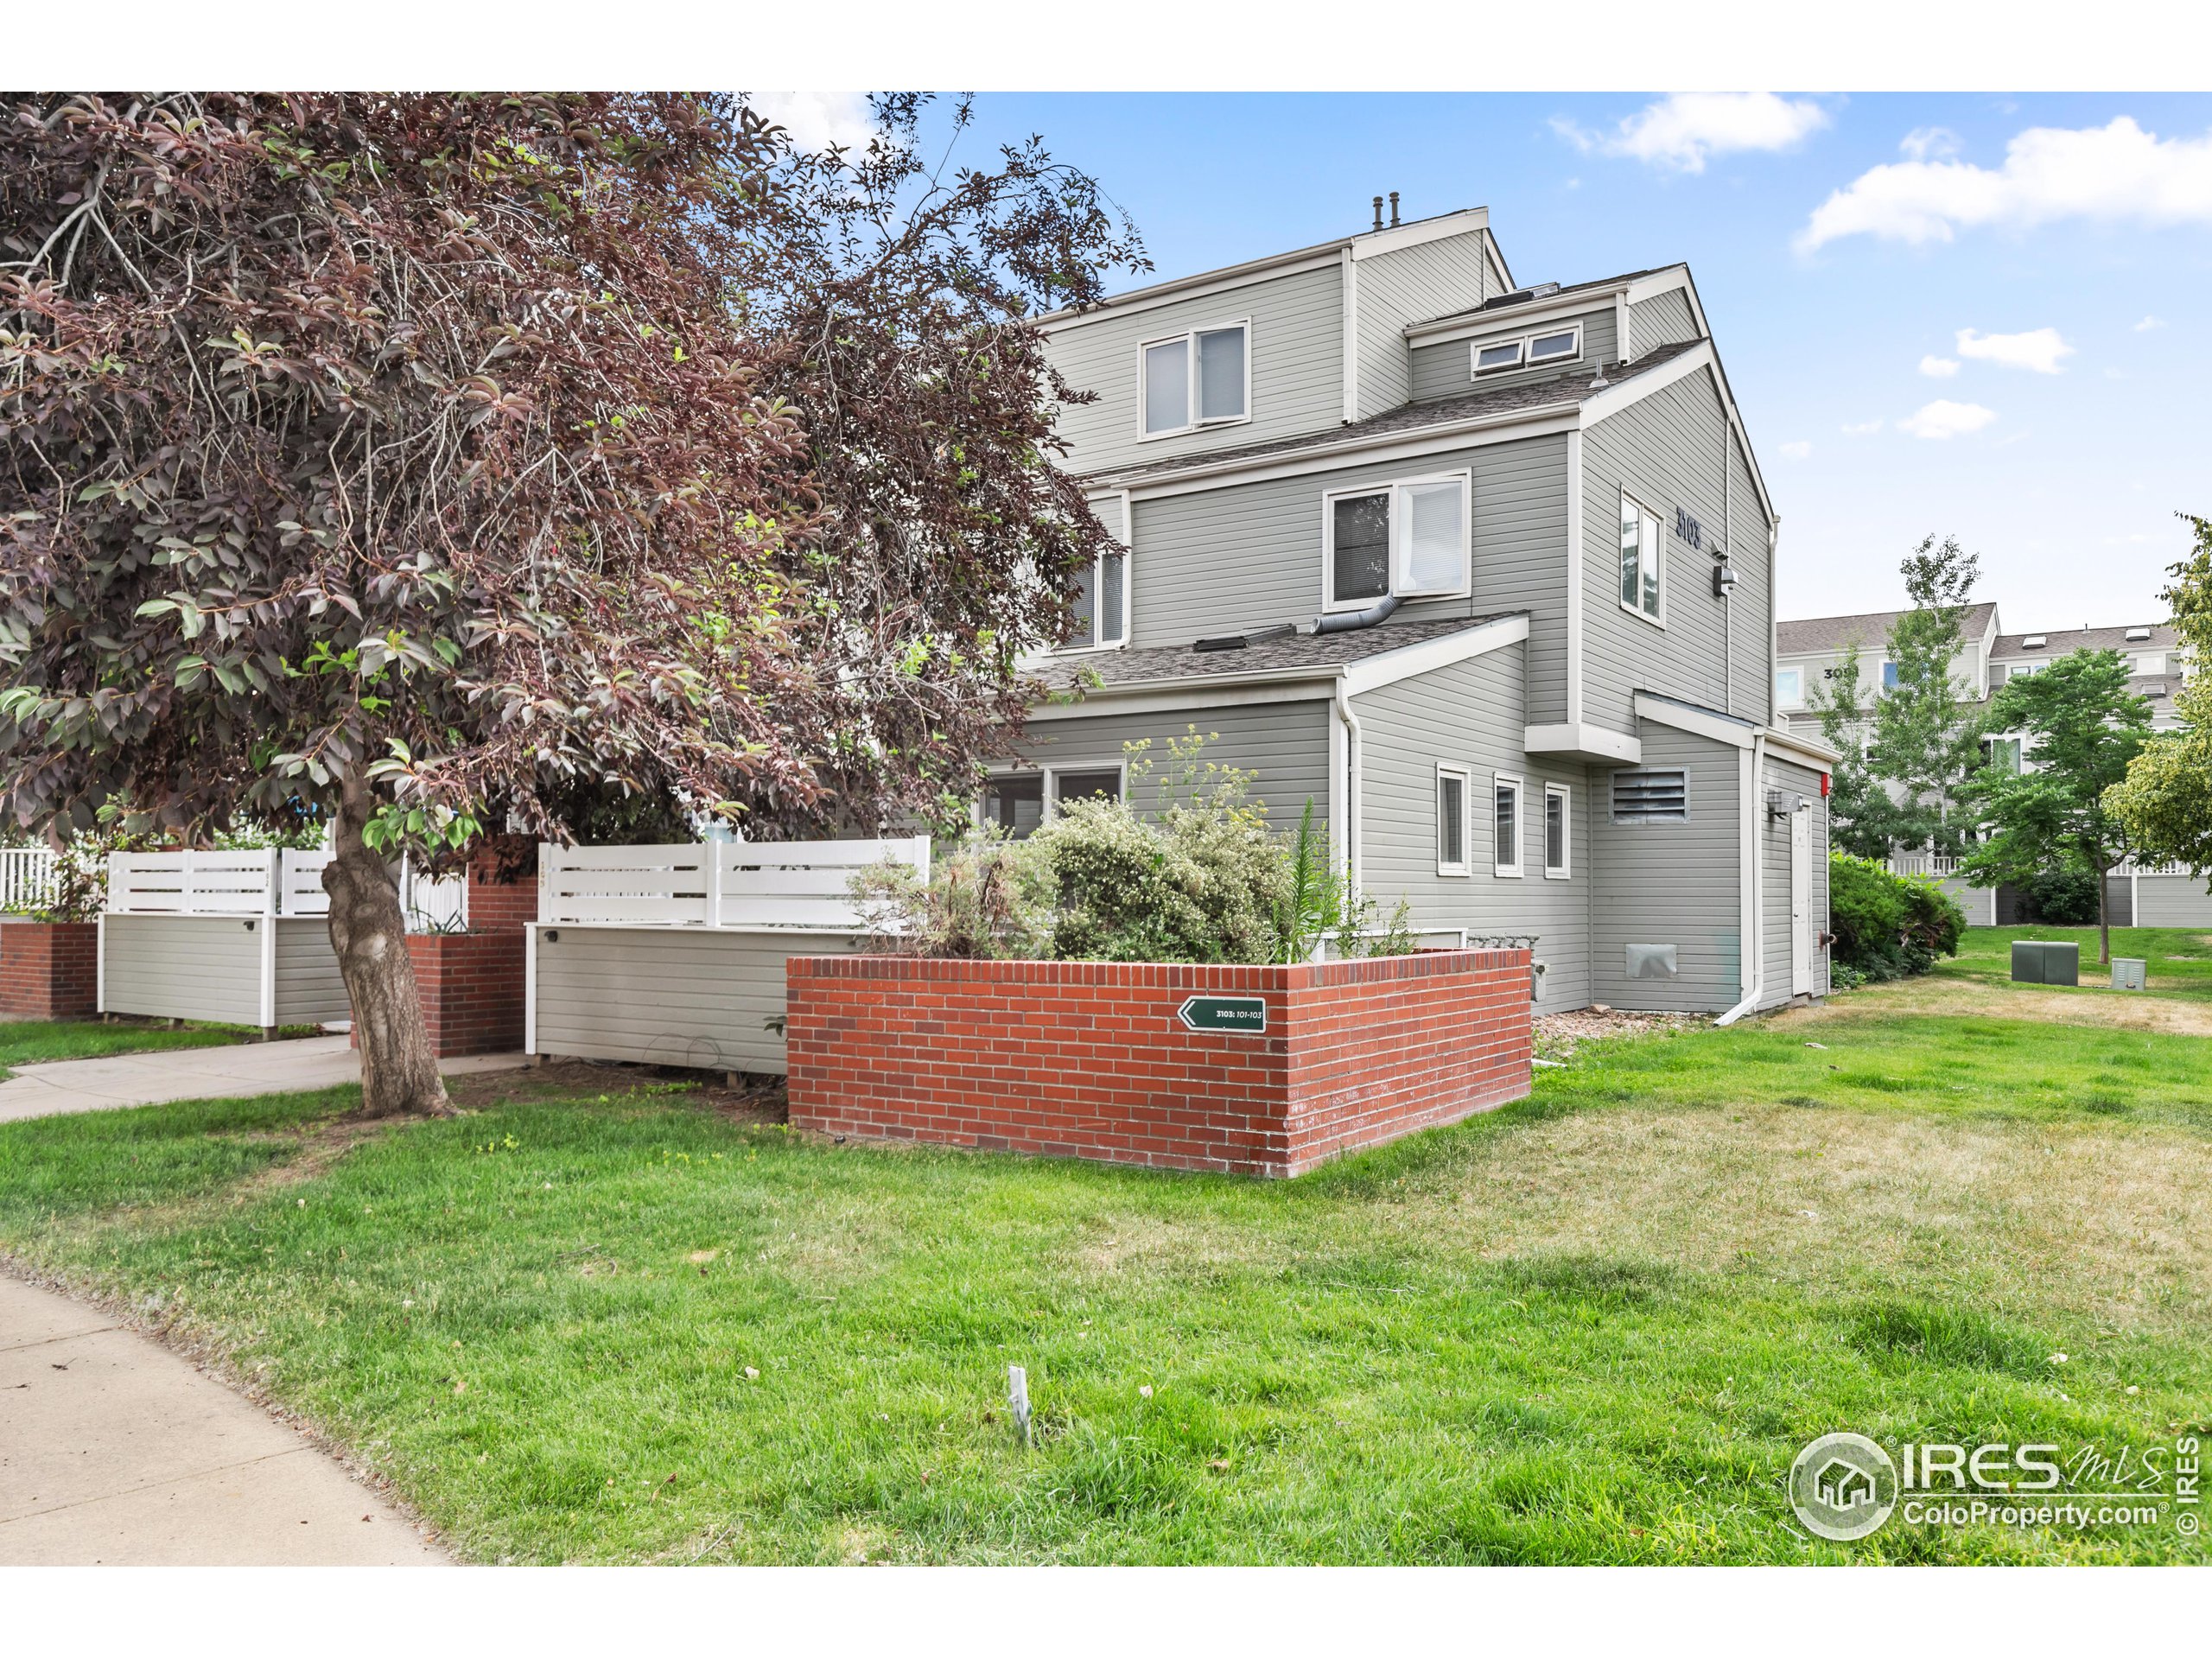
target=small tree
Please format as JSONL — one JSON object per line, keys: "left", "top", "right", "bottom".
{"left": 1871, "top": 535, "right": 1988, "bottom": 855}
{"left": 2107, "top": 513, "right": 2212, "bottom": 887}
{"left": 1803, "top": 643, "right": 1894, "bottom": 859}
{"left": 1958, "top": 650, "right": 2152, "bottom": 964}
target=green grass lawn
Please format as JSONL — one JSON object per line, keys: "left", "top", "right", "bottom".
{"left": 0, "top": 1016, "right": 252, "bottom": 1079}
{"left": 0, "top": 934, "right": 2205, "bottom": 1566}
{"left": 1938, "top": 924, "right": 2212, "bottom": 1005}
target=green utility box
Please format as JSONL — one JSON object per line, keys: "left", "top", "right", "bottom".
{"left": 2012, "top": 941, "right": 2080, "bottom": 986}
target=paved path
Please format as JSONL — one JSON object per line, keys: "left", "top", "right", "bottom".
{"left": 0, "top": 1274, "right": 448, "bottom": 1564}
{"left": 0, "top": 1033, "right": 527, "bottom": 1123}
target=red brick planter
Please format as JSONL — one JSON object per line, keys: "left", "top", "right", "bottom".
{"left": 785, "top": 948, "right": 1533, "bottom": 1178}
{"left": 0, "top": 919, "right": 99, "bottom": 1019}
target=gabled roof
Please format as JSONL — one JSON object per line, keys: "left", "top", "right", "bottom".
{"left": 1084, "top": 339, "right": 1705, "bottom": 489}
{"left": 1777, "top": 604, "right": 1999, "bottom": 657}
{"left": 1029, "top": 613, "right": 1518, "bottom": 696}
{"left": 1408, "top": 264, "right": 1678, "bottom": 334}
{"left": 1993, "top": 622, "right": 2179, "bottom": 657}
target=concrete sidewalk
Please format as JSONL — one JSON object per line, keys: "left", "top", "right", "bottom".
{"left": 0, "top": 1274, "right": 448, "bottom": 1564}
{"left": 0, "top": 1033, "right": 527, "bottom": 1123}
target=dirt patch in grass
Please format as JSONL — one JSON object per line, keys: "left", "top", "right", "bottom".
{"left": 1785, "top": 979, "right": 2212, "bottom": 1036}
{"left": 447, "top": 1059, "right": 785, "bottom": 1124}
{"left": 1534, "top": 1007, "right": 1704, "bottom": 1060}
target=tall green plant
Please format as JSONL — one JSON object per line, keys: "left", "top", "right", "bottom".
{"left": 2108, "top": 512, "right": 2212, "bottom": 890}
{"left": 1872, "top": 534, "right": 1988, "bottom": 856}
{"left": 1803, "top": 643, "right": 1894, "bottom": 860}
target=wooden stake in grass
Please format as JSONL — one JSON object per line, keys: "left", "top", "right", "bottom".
{"left": 1007, "top": 1365, "right": 1032, "bottom": 1446}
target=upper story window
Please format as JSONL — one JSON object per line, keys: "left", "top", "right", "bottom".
{"left": 1323, "top": 473, "right": 1470, "bottom": 611}
{"left": 1618, "top": 492, "right": 1662, "bottom": 623}
{"left": 1880, "top": 658, "right": 1901, "bottom": 692}
{"left": 2138, "top": 652, "right": 2167, "bottom": 675}
{"left": 1471, "top": 321, "right": 1581, "bottom": 378}
{"left": 1141, "top": 321, "right": 1249, "bottom": 438}
{"left": 1775, "top": 666, "right": 1804, "bottom": 709}
{"left": 1062, "top": 495, "right": 1128, "bottom": 652}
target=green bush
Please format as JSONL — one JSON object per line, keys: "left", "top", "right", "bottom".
{"left": 1828, "top": 852, "right": 1965, "bottom": 983}
{"left": 2024, "top": 865, "right": 2101, "bottom": 925}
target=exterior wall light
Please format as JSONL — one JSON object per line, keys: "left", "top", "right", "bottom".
{"left": 1713, "top": 560, "right": 1739, "bottom": 598}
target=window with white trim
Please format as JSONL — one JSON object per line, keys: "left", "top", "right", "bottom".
{"left": 1611, "top": 768, "right": 1688, "bottom": 824}
{"left": 1141, "top": 321, "right": 1249, "bottom": 437}
{"left": 1323, "top": 473, "right": 1470, "bottom": 609}
{"left": 1880, "top": 658, "right": 1903, "bottom": 692}
{"left": 1618, "top": 493, "right": 1662, "bottom": 622}
{"left": 981, "top": 765, "right": 1125, "bottom": 839}
{"left": 1775, "top": 666, "right": 1804, "bottom": 709}
{"left": 1064, "top": 494, "right": 1128, "bottom": 652}
{"left": 1493, "top": 772, "right": 1523, "bottom": 878}
{"left": 1543, "top": 783, "right": 1571, "bottom": 879}
{"left": 1471, "top": 321, "right": 1582, "bottom": 378}
{"left": 1437, "top": 765, "right": 1471, "bottom": 876}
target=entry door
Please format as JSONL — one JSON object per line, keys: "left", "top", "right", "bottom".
{"left": 1789, "top": 808, "right": 1814, "bottom": 995}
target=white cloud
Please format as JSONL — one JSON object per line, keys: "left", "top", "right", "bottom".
{"left": 2135, "top": 315, "right": 2166, "bottom": 331}
{"left": 1898, "top": 400, "right": 1999, "bottom": 440}
{"left": 745, "top": 92, "right": 876, "bottom": 155}
{"left": 1778, "top": 441, "right": 1813, "bottom": 460}
{"left": 1899, "top": 127, "right": 1961, "bottom": 162}
{"left": 1955, "top": 326, "right": 2075, "bottom": 373}
{"left": 1841, "top": 419, "right": 1885, "bottom": 435}
{"left": 1797, "top": 117, "right": 2212, "bottom": 251}
{"left": 1919, "top": 355, "right": 1961, "bottom": 378}
{"left": 1554, "top": 92, "right": 1829, "bottom": 175}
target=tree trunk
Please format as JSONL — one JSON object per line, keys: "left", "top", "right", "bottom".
{"left": 325, "top": 780, "right": 450, "bottom": 1118}
{"left": 2094, "top": 854, "right": 2112, "bottom": 967}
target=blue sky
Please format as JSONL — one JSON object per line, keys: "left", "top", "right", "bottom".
{"left": 846, "top": 92, "right": 2212, "bottom": 630}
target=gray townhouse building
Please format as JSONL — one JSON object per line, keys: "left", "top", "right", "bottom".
{"left": 987, "top": 205, "right": 1834, "bottom": 1017}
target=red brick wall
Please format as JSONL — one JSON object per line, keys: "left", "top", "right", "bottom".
{"left": 405, "top": 931, "right": 524, "bottom": 1057}
{"left": 465, "top": 867, "right": 539, "bottom": 932}
{"left": 0, "top": 921, "right": 99, "bottom": 1019}
{"left": 785, "top": 949, "right": 1532, "bottom": 1179}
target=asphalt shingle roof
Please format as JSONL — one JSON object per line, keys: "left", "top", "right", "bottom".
{"left": 1087, "top": 339, "right": 1704, "bottom": 488}
{"left": 1776, "top": 604, "right": 1999, "bottom": 656}
{"left": 1993, "top": 623, "right": 2178, "bottom": 657}
{"left": 1029, "top": 613, "right": 1522, "bottom": 695}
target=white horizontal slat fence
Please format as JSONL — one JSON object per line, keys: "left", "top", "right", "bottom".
{"left": 539, "top": 836, "right": 928, "bottom": 929}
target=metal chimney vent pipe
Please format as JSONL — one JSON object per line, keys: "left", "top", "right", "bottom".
{"left": 1371, "top": 195, "right": 1383, "bottom": 232}
{"left": 1389, "top": 192, "right": 1401, "bottom": 226}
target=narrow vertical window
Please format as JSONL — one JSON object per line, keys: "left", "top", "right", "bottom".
{"left": 1543, "top": 783, "right": 1571, "bottom": 879}
{"left": 1619, "top": 493, "right": 1663, "bottom": 620}
{"left": 1437, "top": 766, "right": 1471, "bottom": 876}
{"left": 1142, "top": 337, "right": 1189, "bottom": 435}
{"left": 1494, "top": 773, "right": 1523, "bottom": 878}
{"left": 1329, "top": 491, "right": 1392, "bottom": 605}
{"left": 1396, "top": 479, "right": 1466, "bottom": 596}
{"left": 1196, "top": 327, "right": 1246, "bottom": 423}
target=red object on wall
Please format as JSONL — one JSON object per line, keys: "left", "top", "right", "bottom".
{"left": 0, "top": 921, "right": 99, "bottom": 1019}
{"left": 1821, "top": 771, "right": 1832, "bottom": 798}
{"left": 785, "top": 949, "right": 1533, "bottom": 1179}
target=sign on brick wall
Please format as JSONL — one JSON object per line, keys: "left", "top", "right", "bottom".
{"left": 1176, "top": 995, "right": 1268, "bottom": 1033}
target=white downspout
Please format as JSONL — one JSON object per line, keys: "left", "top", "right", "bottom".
{"left": 1332, "top": 677, "right": 1363, "bottom": 895}
{"left": 1715, "top": 730, "right": 1768, "bottom": 1027}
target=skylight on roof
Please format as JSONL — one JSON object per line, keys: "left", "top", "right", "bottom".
{"left": 2022, "top": 634, "right": 2046, "bottom": 648}
{"left": 2126, "top": 626, "right": 2152, "bottom": 641}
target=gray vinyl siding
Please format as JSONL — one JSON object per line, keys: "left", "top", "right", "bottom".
{"left": 1353, "top": 642, "right": 1592, "bottom": 1010}
{"left": 532, "top": 925, "right": 860, "bottom": 1072}
{"left": 1581, "top": 366, "right": 1764, "bottom": 732}
{"left": 1625, "top": 288, "right": 1700, "bottom": 359}
{"left": 1351, "top": 232, "right": 1490, "bottom": 418}
{"left": 1014, "top": 697, "right": 1334, "bottom": 830}
{"left": 1125, "top": 434, "right": 1571, "bottom": 721}
{"left": 2134, "top": 874, "right": 2212, "bottom": 926}
{"left": 1588, "top": 725, "right": 1743, "bottom": 1013}
{"left": 1759, "top": 753, "right": 1831, "bottom": 1006}
{"left": 100, "top": 913, "right": 264, "bottom": 1025}
{"left": 1044, "top": 263, "right": 1344, "bottom": 475}
{"left": 271, "top": 917, "right": 350, "bottom": 1026}
{"left": 1408, "top": 307, "right": 1616, "bottom": 404}
{"left": 1727, "top": 430, "right": 1776, "bottom": 724}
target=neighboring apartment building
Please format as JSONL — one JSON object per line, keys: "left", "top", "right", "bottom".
{"left": 985, "top": 204, "right": 1834, "bottom": 1016}
{"left": 1775, "top": 608, "right": 2193, "bottom": 752}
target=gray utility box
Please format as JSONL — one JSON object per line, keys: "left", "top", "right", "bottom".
{"left": 2112, "top": 957, "right": 2148, "bottom": 991}
{"left": 2012, "top": 941, "right": 2080, "bottom": 986}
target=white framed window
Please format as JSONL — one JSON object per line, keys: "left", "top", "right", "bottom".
{"left": 1775, "top": 666, "right": 1804, "bottom": 709}
{"left": 980, "top": 763, "right": 1126, "bottom": 839}
{"left": 1470, "top": 321, "right": 1582, "bottom": 378}
{"left": 1061, "top": 493, "right": 1130, "bottom": 653}
{"left": 2138, "top": 652, "right": 2166, "bottom": 675}
{"left": 1140, "top": 321, "right": 1249, "bottom": 438}
{"left": 1321, "top": 472, "right": 1471, "bottom": 611}
{"left": 1437, "top": 765, "right": 1471, "bottom": 876}
{"left": 1611, "top": 768, "right": 1688, "bottom": 824}
{"left": 1493, "top": 772, "right": 1524, "bottom": 879}
{"left": 1618, "top": 491, "right": 1663, "bottom": 624}
{"left": 1543, "top": 783, "right": 1572, "bottom": 880}
{"left": 1879, "top": 658, "right": 1903, "bottom": 692}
